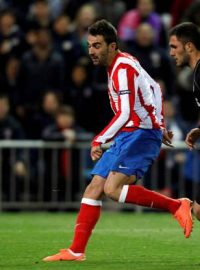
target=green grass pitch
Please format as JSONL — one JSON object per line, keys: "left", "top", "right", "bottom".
{"left": 0, "top": 211, "right": 200, "bottom": 270}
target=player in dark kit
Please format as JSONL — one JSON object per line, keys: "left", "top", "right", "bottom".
{"left": 169, "top": 22, "right": 200, "bottom": 221}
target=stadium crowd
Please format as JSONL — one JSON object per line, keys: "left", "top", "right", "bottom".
{"left": 1, "top": 0, "right": 200, "bottom": 200}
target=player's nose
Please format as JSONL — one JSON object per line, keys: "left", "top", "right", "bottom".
{"left": 169, "top": 48, "right": 174, "bottom": 57}
{"left": 88, "top": 47, "right": 94, "bottom": 55}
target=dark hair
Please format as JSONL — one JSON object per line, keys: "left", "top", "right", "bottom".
{"left": 169, "top": 22, "right": 200, "bottom": 50}
{"left": 88, "top": 19, "right": 118, "bottom": 49}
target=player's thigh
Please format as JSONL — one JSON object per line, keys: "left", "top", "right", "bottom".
{"left": 110, "top": 129, "right": 162, "bottom": 180}
{"left": 104, "top": 171, "right": 136, "bottom": 195}
{"left": 193, "top": 201, "right": 200, "bottom": 221}
{"left": 83, "top": 174, "right": 105, "bottom": 199}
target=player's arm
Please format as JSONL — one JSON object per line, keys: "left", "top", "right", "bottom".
{"left": 91, "top": 93, "right": 131, "bottom": 160}
{"left": 91, "top": 67, "right": 136, "bottom": 159}
{"left": 91, "top": 92, "right": 131, "bottom": 146}
{"left": 160, "top": 93, "right": 174, "bottom": 147}
{"left": 151, "top": 80, "right": 173, "bottom": 148}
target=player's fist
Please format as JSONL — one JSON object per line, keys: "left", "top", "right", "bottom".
{"left": 91, "top": 145, "right": 102, "bottom": 161}
{"left": 162, "top": 128, "right": 174, "bottom": 147}
{"left": 185, "top": 128, "right": 200, "bottom": 150}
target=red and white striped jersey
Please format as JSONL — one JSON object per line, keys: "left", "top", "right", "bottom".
{"left": 92, "top": 51, "right": 164, "bottom": 147}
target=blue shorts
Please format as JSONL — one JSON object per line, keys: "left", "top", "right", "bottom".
{"left": 91, "top": 129, "right": 162, "bottom": 180}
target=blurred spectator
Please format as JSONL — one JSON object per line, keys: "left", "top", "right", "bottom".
{"left": 0, "top": 93, "right": 25, "bottom": 143}
{"left": 42, "top": 105, "right": 79, "bottom": 143}
{"left": 64, "top": 61, "right": 95, "bottom": 132}
{"left": 0, "top": 9, "right": 24, "bottom": 72}
{"left": 73, "top": 4, "right": 97, "bottom": 54}
{"left": 42, "top": 105, "right": 87, "bottom": 201}
{"left": 181, "top": 0, "right": 200, "bottom": 27}
{"left": 26, "top": 0, "right": 52, "bottom": 31}
{"left": 31, "top": 90, "right": 62, "bottom": 139}
{"left": 118, "top": 0, "right": 167, "bottom": 48}
{"left": 160, "top": 100, "right": 185, "bottom": 196}
{"left": 164, "top": 100, "right": 184, "bottom": 141}
{"left": 153, "top": 0, "right": 174, "bottom": 14}
{"left": 47, "top": 0, "right": 65, "bottom": 19}
{"left": 0, "top": 0, "right": 7, "bottom": 10}
{"left": 62, "top": 0, "right": 91, "bottom": 20}
{"left": 92, "top": 0, "right": 126, "bottom": 27}
{"left": 18, "top": 28, "right": 64, "bottom": 112}
{"left": 0, "top": 93, "right": 26, "bottom": 201}
{"left": 170, "top": 0, "right": 193, "bottom": 26}
{"left": 1, "top": 1, "right": 34, "bottom": 17}
{"left": 53, "top": 14, "right": 84, "bottom": 80}
{"left": 89, "top": 64, "right": 114, "bottom": 133}
{"left": 0, "top": 56, "right": 20, "bottom": 112}
{"left": 24, "top": 28, "right": 38, "bottom": 49}
{"left": 126, "top": 23, "right": 176, "bottom": 96}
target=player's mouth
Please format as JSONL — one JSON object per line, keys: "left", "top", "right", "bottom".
{"left": 174, "top": 58, "right": 179, "bottom": 65}
{"left": 175, "top": 58, "right": 178, "bottom": 64}
{"left": 91, "top": 57, "right": 99, "bottom": 64}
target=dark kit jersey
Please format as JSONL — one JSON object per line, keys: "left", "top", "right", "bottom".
{"left": 193, "top": 59, "right": 200, "bottom": 204}
{"left": 193, "top": 59, "right": 200, "bottom": 107}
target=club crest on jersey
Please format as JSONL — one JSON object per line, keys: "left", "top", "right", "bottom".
{"left": 119, "top": 90, "right": 131, "bottom": 95}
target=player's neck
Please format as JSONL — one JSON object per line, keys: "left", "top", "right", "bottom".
{"left": 189, "top": 52, "right": 200, "bottom": 70}
{"left": 107, "top": 50, "right": 119, "bottom": 67}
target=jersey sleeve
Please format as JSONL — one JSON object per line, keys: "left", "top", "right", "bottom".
{"left": 141, "top": 68, "right": 165, "bottom": 129}
{"left": 92, "top": 66, "right": 137, "bottom": 147}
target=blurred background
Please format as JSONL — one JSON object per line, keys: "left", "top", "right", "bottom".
{"left": 0, "top": 0, "right": 200, "bottom": 211}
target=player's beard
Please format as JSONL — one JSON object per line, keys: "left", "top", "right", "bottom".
{"left": 91, "top": 49, "right": 109, "bottom": 66}
{"left": 99, "top": 50, "right": 109, "bottom": 66}
{"left": 178, "top": 52, "right": 190, "bottom": 67}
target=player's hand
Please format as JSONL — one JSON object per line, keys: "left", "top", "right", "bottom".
{"left": 185, "top": 128, "right": 200, "bottom": 150}
{"left": 162, "top": 128, "right": 174, "bottom": 148}
{"left": 91, "top": 145, "right": 102, "bottom": 161}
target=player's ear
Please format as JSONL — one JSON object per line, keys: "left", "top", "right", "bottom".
{"left": 185, "top": 42, "right": 193, "bottom": 53}
{"left": 109, "top": 42, "right": 117, "bottom": 52}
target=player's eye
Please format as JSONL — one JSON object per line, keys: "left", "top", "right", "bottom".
{"left": 94, "top": 44, "right": 101, "bottom": 49}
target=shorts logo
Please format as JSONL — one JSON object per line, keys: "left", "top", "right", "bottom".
{"left": 119, "top": 165, "right": 129, "bottom": 169}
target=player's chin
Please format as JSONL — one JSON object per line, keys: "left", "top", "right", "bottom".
{"left": 92, "top": 60, "right": 100, "bottom": 65}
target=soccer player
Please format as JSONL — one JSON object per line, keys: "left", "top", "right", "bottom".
{"left": 169, "top": 22, "right": 200, "bottom": 221}
{"left": 43, "top": 20, "right": 193, "bottom": 262}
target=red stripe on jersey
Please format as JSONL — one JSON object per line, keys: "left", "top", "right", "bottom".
{"left": 126, "top": 65, "right": 142, "bottom": 128}
{"left": 138, "top": 88, "right": 160, "bottom": 129}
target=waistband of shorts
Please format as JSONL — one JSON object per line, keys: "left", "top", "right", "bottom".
{"left": 121, "top": 127, "right": 162, "bottom": 133}
{"left": 121, "top": 127, "right": 139, "bottom": 132}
